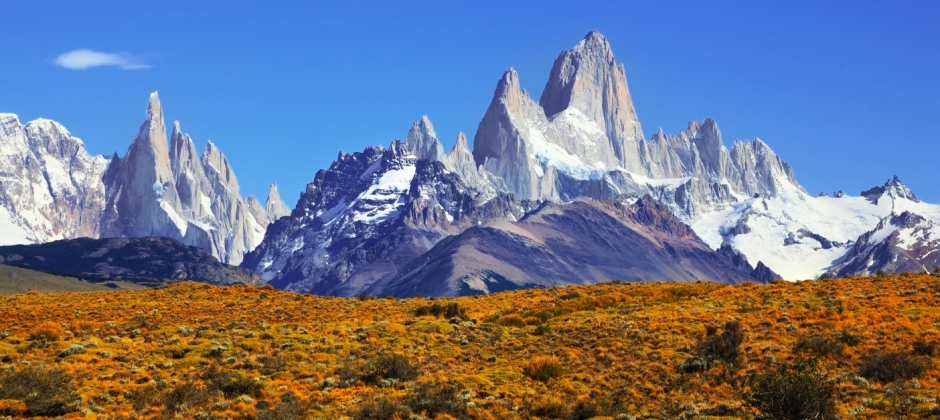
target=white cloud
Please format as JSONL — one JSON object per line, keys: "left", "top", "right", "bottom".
{"left": 54, "top": 49, "right": 151, "bottom": 70}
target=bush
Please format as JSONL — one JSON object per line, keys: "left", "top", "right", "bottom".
{"left": 414, "top": 302, "right": 466, "bottom": 319}
{"left": 58, "top": 343, "right": 87, "bottom": 358}
{"left": 531, "top": 398, "right": 568, "bottom": 418}
{"left": 525, "top": 356, "right": 564, "bottom": 381}
{"left": 162, "top": 382, "right": 208, "bottom": 413}
{"left": 203, "top": 366, "right": 263, "bottom": 398}
{"left": 256, "top": 392, "right": 307, "bottom": 420}
{"left": 496, "top": 314, "right": 527, "bottom": 328}
{"left": 746, "top": 359, "right": 838, "bottom": 420}
{"left": 0, "top": 365, "right": 77, "bottom": 416}
{"left": 858, "top": 352, "right": 929, "bottom": 383}
{"left": 912, "top": 340, "right": 937, "bottom": 357}
{"left": 29, "top": 321, "right": 64, "bottom": 342}
{"left": 353, "top": 397, "right": 410, "bottom": 420}
{"left": 362, "top": 353, "right": 419, "bottom": 384}
{"left": 837, "top": 330, "right": 861, "bottom": 347}
{"left": 406, "top": 382, "right": 468, "bottom": 419}
{"left": 533, "top": 325, "right": 551, "bottom": 336}
{"left": 793, "top": 336, "right": 844, "bottom": 358}
{"left": 338, "top": 354, "right": 419, "bottom": 386}
{"left": 697, "top": 321, "right": 744, "bottom": 366}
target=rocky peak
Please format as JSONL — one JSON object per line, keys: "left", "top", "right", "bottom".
{"left": 862, "top": 175, "right": 919, "bottom": 203}
{"left": 201, "top": 141, "right": 239, "bottom": 193}
{"left": 405, "top": 116, "right": 444, "bottom": 161}
{"left": 538, "top": 30, "right": 644, "bottom": 169}
{"left": 266, "top": 183, "right": 291, "bottom": 219}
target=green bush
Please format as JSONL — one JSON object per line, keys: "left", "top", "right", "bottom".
{"left": 0, "top": 365, "right": 77, "bottom": 416}
{"left": 858, "top": 352, "right": 929, "bottom": 383}
{"left": 746, "top": 359, "right": 837, "bottom": 420}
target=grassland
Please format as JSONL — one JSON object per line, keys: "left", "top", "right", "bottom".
{"left": 2, "top": 273, "right": 940, "bottom": 418}
{"left": 0, "top": 264, "right": 145, "bottom": 296}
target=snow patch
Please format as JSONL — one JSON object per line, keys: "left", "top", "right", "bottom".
{"left": 0, "top": 206, "right": 34, "bottom": 245}
{"left": 200, "top": 194, "right": 215, "bottom": 218}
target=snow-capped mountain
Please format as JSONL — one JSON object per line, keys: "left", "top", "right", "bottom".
{"left": 0, "top": 114, "right": 108, "bottom": 245}
{"left": 244, "top": 30, "right": 940, "bottom": 295}
{"left": 0, "top": 93, "right": 284, "bottom": 264}
{"left": 4, "top": 30, "right": 938, "bottom": 294}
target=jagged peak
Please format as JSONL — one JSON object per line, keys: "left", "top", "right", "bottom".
{"left": 405, "top": 115, "right": 443, "bottom": 161}
{"left": 450, "top": 132, "right": 469, "bottom": 154}
{"left": 861, "top": 175, "right": 919, "bottom": 202}
{"left": 146, "top": 91, "right": 162, "bottom": 121}
{"left": 495, "top": 68, "right": 521, "bottom": 97}
{"left": 571, "top": 30, "right": 614, "bottom": 63}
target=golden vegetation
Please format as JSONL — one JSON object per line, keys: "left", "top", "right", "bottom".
{"left": 1, "top": 273, "right": 940, "bottom": 418}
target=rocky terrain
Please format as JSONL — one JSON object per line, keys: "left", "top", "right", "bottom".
{"left": 0, "top": 237, "right": 260, "bottom": 287}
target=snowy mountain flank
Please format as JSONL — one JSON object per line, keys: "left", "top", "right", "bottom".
{"left": 0, "top": 93, "right": 286, "bottom": 265}
{"left": 3, "top": 31, "right": 938, "bottom": 295}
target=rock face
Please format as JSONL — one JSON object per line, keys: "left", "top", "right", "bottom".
{"left": 828, "top": 211, "right": 940, "bottom": 276}
{"left": 0, "top": 93, "right": 278, "bottom": 265}
{"left": 471, "top": 31, "right": 801, "bottom": 212}
{"left": 377, "top": 196, "right": 758, "bottom": 297}
{"left": 0, "top": 237, "right": 260, "bottom": 286}
{"left": 0, "top": 114, "right": 108, "bottom": 244}
{"left": 241, "top": 140, "right": 538, "bottom": 296}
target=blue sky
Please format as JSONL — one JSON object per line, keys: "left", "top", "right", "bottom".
{"left": 2, "top": 1, "right": 938, "bottom": 203}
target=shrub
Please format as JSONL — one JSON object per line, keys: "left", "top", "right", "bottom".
{"left": 353, "top": 397, "right": 410, "bottom": 420}
{"left": 256, "top": 392, "right": 307, "bottom": 420}
{"left": 793, "top": 336, "right": 843, "bottom": 358}
{"left": 29, "top": 321, "right": 64, "bottom": 342}
{"left": 0, "top": 365, "right": 77, "bottom": 416}
{"left": 362, "top": 353, "right": 419, "bottom": 384}
{"left": 162, "top": 382, "right": 208, "bottom": 413}
{"left": 677, "top": 356, "right": 710, "bottom": 374}
{"left": 58, "top": 343, "right": 87, "bottom": 358}
{"left": 836, "top": 330, "right": 861, "bottom": 347}
{"left": 496, "top": 314, "right": 527, "bottom": 328}
{"left": 533, "top": 325, "right": 551, "bottom": 336}
{"left": 406, "top": 382, "right": 468, "bottom": 419}
{"left": 415, "top": 302, "right": 466, "bottom": 319}
{"left": 127, "top": 384, "right": 160, "bottom": 412}
{"left": 745, "top": 359, "right": 838, "bottom": 420}
{"left": 525, "top": 356, "right": 564, "bottom": 381}
{"left": 912, "top": 340, "right": 937, "bottom": 357}
{"left": 203, "top": 366, "right": 263, "bottom": 398}
{"left": 858, "top": 352, "right": 929, "bottom": 383}
{"left": 531, "top": 398, "right": 568, "bottom": 418}
{"left": 697, "top": 321, "right": 744, "bottom": 366}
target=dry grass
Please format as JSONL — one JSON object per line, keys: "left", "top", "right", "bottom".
{"left": 0, "top": 273, "right": 939, "bottom": 418}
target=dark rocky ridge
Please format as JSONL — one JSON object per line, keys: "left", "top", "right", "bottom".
{"left": 0, "top": 237, "right": 260, "bottom": 287}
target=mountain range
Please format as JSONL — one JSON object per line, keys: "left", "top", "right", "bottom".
{"left": 2, "top": 31, "right": 938, "bottom": 296}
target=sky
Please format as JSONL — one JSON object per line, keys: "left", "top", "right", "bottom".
{"left": 1, "top": 1, "right": 938, "bottom": 204}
